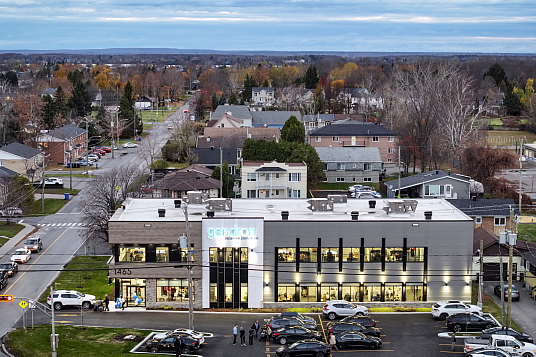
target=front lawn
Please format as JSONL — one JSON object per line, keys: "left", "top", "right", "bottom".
{"left": 29, "top": 199, "right": 70, "bottom": 216}
{"left": 517, "top": 224, "right": 536, "bottom": 243}
{"left": 0, "top": 222, "right": 26, "bottom": 239}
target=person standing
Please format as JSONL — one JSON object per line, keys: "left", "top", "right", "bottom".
{"left": 251, "top": 320, "right": 260, "bottom": 339}
{"left": 451, "top": 332, "right": 456, "bottom": 351}
{"left": 174, "top": 336, "right": 183, "bottom": 357}
{"left": 232, "top": 324, "right": 238, "bottom": 345}
{"left": 103, "top": 296, "right": 109, "bottom": 311}
{"left": 249, "top": 327, "right": 254, "bottom": 345}
{"left": 329, "top": 333, "right": 339, "bottom": 351}
{"left": 266, "top": 325, "right": 272, "bottom": 342}
{"left": 119, "top": 295, "right": 126, "bottom": 310}
{"left": 240, "top": 327, "right": 246, "bottom": 346}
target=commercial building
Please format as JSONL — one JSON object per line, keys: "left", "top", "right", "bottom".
{"left": 108, "top": 196, "right": 474, "bottom": 308}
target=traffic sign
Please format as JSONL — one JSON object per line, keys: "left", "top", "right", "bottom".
{"left": 0, "top": 295, "right": 14, "bottom": 302}
{"left": 19, "top": 300, "right": 27, "bottom": 309}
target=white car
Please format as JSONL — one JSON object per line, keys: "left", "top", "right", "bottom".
{"left": 431, "top": 300, "right": 482, "bottom": 320}
{"left": 44, "top": 177, "right": 63, "bottom": 185}
{"left": 47, "top": 290, "right": 97, "bottom": 310}
{"left": 122, "top": 142, "right": 138, "bottom": 148}
{"left": 153, "top": 328, "right": 205, "bottom": 344}
{"left": 322, "top": 299, "right": 369, "bottom": 320}
{"left": 0, "top": 207, "right": 23, "bottom": 217}
{"left": 11, "top": 248, "right": 31, "bottom": 263}
{"left": 87, "top": 154, "right": 100, "bottom": 161}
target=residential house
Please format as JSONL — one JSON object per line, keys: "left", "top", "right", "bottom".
{"left": 207, "top": 112, "right": 248, "bottom": 128}
{"left": 37, "top": 124, "right": 87, "bottom": 164}
{"left": 0, "top": 142, "right": 43, "bottom": 181}
{"left": 41, "top": 88, "right": 57, "bottom": 98}
{"left": 386, "top": 170, "right": 471, "bottom": 199}
{"left": 303, "top": 114, "right": 364, "bottom": 131}
{"left": 211, "top": 105, "right": 252, "bottom": 126}
{"left": 134, "top": 96, "right": 154, "bottom": 110}
{"left": 251, "top": 111, "right": 301, "bottom": 129}
{"left": 197, "top": 127, "right": 281, "bottom": 149}
{"left": 316, "top": 147, "right": 382, "bottom": 184}
{"left": 191, "top": 148, "right": 240, "bottom": 176}
{"left": 241, "top": 161, "right": 307, "bottom": 199}
{"left": 307, "top": 120, "right": 397, "bottom": 163}
{"left": 449, "top": 198, "right": 517, "bottom": 236}
{"left": 210, "top": 105, "right": 301, "bottom": 129}
{"left": 152, "top": 165, "right": 220, "bottom": 198}
{"left": 251, "top": 87, "right": 275, "bottom": 108}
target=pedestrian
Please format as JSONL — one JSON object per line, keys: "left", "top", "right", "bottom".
{"left": 119, "top": 295, "right": 125, "bottom": 310}
{"left": 251, "top": 320, "right": 260, "bottom": 339}
{"left": 103, "top": 296, "right": 109, "bottom": 311}
{"left": 232, "top": 324, "right": 238, "bottom": 345}
{"left": 329, "top": 333, "right": 339, "bottom": 351}
{"left": 240, "top": 327, "right": 246, "bottom": 346}
{"left": 266, "top": 325, "right": 272, "bottom": 342}
{"left": 451, "top": 332, "right": 456, "bottom": 351}
{"left": 249, "top": 327, "right": 254, "bottom": 345}
{"left": 174, "top": 336, "right": 183, "bottom": 357}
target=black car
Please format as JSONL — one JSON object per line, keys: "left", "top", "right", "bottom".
{"left": 0, "top": 271, "right": 7, "bottom": 290}
{"left": 339, "top": 315, "right": 378, "bottom": 327}
{"left": 280, "top": 311, "right": 317, "bottom": 325}
{"left": 0, "top": 262, "right": 18, "bottom": 277}
{"left": 446, "top": 313, "right": 497, "bottom": 332}
{"left": 479, "top": 327, "right": 533, "bottom": 343}
{"left": 268, "top": 316, "right": 317, "bottom": 331}
{"left": 494, "top": 284, "right": 520, "bottom": 301}
{"left": 335, "top": 332, "right": 382, "bottom": 350}
{"left": 327, "top": 322, "right": 380, "bottom": 337}
{"left": 272, "top": 326, "right": 322, "bottom": 345}
{"left": 145, "top": 335, "right": 200, "bottom": 354}
{"left": 275, "top": 340, "right": 331, "bottom": 357}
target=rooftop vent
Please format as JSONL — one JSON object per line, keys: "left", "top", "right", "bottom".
{"left": 158, "top": 208, "right": 166, "bottom": 217}
{"left": 424, "top": 211, "right": 432, "bottom": 220}
{"left": 281, "top": 211, "right": 289, "bottom": 220}
{"left": 205, "top": 198, "right": 232, "bottom": 211}
{"left": 307, "top": 198, "right": 333, "bottom": 212}
{"left": 369, "top": 200, "right": 376, "bottom": 209}
{"left": 174, "top": 200, "right": 182, "bottom": 208}
{"left": 206, "top": 211, "right": 215, "bottom": 218}
{"left": 351, "top": 211, "right": 359, "bottom": 221}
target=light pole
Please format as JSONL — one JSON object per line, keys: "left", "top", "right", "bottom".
{"left": 41, "top": 153, "right": 50, "bottom": 213}
{"left": 50, "top": 285, "right": 57, "bottom": 357}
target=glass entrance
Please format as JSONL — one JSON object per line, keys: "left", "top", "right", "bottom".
{"left": 209, "top": 247, "right": 248, "bottom": 308}
{"left": 119, "top": 278, "right": 146, "bottom": 307}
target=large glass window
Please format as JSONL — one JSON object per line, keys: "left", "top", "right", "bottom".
{"left": 337, "top": 163, "right": 345, "bottom": 171}
{"left": 210, "top": 283, "right": 217, "bottom": 302}
{"left": 247, "top": 173, "right": 257, "bottom": 181}
{"left": 425, "top": 185, "right": 444, "bottom": 196}
{"left": 291, "top": 190, "right": 301, "bottom": 198}
{"left": 385, "top": 283, "right": 402, "bottom": 301}
{"left": 299, "top": 248, "right": 318, "bottom": 263}
{"left": 241, "top": 283, "right": 248, "bottom": 303}
{"left": 363, "top": 284, "right": 381, "bottom": 302}
{"left": 225, "top": 283, "right": 233, "bottom": 302}
{"left": 156, "top": 278, "right": 191, "bottom": 302}
{"left": 406, "top": 283, "right": 424, "bottom": 301}
{"left": 386, "top": 248, "right": 403, "bottom": 262}
{"left": 320, "top": 285, "right": 338, "bottom": 302}
{"left": 278, "top": 285, "right": 296, "bottom": 302}
{"left": 156, "top": 247, "right": 169, "bottom": 262}
{"left": 278, "top": 248, "right": 296, "bottom": 262}
{"left": 364, "top": 248, "right": 382, "bottom": 262}
{"left": 289, "top": 173, "right": 301, "bottom": 182}
{"left": 299, "top": 285, "right": 317, "bottom": 302}
{"left": 342, "top": 248, "right": 360, "bottom": 262}
{"left": 321, "top": 248, "right": 339, "bottom": 262}
{"left": 119, "top": 247, "right": 146, "bottom": 262}
{"left": 342, "top": 284, "right": 360, "bottom": 302}
{"left": 407, "top": 247, "right": 425, "bottom": 262}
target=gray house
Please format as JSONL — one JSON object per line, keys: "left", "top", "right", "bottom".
{"left": 316, "top": 147, "right": 382, "bottom": 184}
{"left": 386, "top": 170, "right": 471, "bottom": 199}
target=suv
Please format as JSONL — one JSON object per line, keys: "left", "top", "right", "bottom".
{"left": 494, "top": 284, "right": 521, "bottom": 301}
{"left": 24, "top": 237, "right": 43, "bottom": 253}
{"left": 0, "top": 262, "right": 18, "bottom": 277}
{"left": 47, "top": 290, "right": 97, "bottom": 310}
{"left": 431, "top": 301, "right": 482, "bottom": 320}
{"left": 322, "top": 300, "right": 368, "bottom": 320}
{"left": 267, "top": 316, "right": 317, "bottom": 330}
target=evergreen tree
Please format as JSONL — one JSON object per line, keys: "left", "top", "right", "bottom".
{"left": 484, "top": 64, "right": 508, "bottom": 87}
{"left": 504, "top": 85, "right": 522, "bottom": 116}
{"left": 211, "top": 91, "right": 218, "bottom": 111}
{"left": 303, "top": 66, "right": 319, "bottom": 89}
{"left": 281, "top": 115, "right": 305, "bottom": 143}
{"left": 53, "top": 86, "right": 69, "bottom": 119}
{"left": 67, "top": 70, "right": 92, "bottom": 118}
{"left": 211, "top": 161, "right": 235, "bottom": 198}
{"left": 119, "top": 81, "right": 142, "bottom": 138}
{"left": 262, "top": 79, "right": 270, "bottom": 87}
{"left": 228, "top": 91, "right": 239, "bottom": 105}
{"left": 41, "top": 95, "right": 56, "bottom": 130}
{"left": 242, "top": 74, "right": 257, "bottom": 102}
{"left": 218, "top": 93, "right": 226, "bottom": 105}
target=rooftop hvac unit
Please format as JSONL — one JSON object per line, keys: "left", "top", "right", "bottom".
{"left": 187, "top": 191, "right": 208, "bottom": 204}
{"left": 205, "top": 198, "right": 232, "bottom": 211}
{"left": 383, "top": 199, "right": 418, "bottom": 214}
{"left": 328, "top": 195, "right": 347, "bottom": 204}
{"left": 307, "top": 198, "right": 333, "bottom": 212}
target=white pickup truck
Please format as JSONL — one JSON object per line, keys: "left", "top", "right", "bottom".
{"left": 465, "top": 335, "right": 536, "bottom": 356}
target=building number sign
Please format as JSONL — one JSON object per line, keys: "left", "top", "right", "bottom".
{"left": 114, "top": 268, "right": 132, "bottom": 275}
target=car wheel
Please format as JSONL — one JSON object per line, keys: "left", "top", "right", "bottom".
{"left": 356, "top": 312, "right": 365, "bottom": 316}
{"left": 439, "top": 313, "right": 448, "bottom": 321}
{"left": 368, "top": 343, "right": 379, "bottom": 349}
{"left": 453, "top": 325, "right": 462, "bottom": 333}
{"left": 282, "top": 352, "right": 290, "bottom": 357}
{"left": 82, "top": 301, "right": 91, "bottom": 310}
{"left": 337, "top": 343, "right": 345, "bottom": 350}
{"left": 150, "top": 346, "right": 159, "bottom": 353}
{"left": 279, "top": 337, "right": 287, "bottom": 345}
{"left": 183, "top": 347, "right": 191, "bottom": 354}
{"left": 54, "top": 302, "right": 62, "bottom": 311}
{"left": 328, "top": 312, "right": 337, "bottom": 320}
{"left": 315, "top": 352, "right": 324, "bottom": 357}
{"left": 522, "top": 353, "right": 534, "bottom": 357}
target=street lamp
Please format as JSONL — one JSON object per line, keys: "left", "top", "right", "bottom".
{"left": 178, "top": 201, "right": 194, "bottom": 330}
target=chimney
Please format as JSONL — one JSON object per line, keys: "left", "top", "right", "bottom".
{"left": 174, "top": 200, "right": 182, "bottom": 208}
{"left": 207, "top": 211, "right": 215, "bottom": 218}
{"left": 351, "top": 211, "right": 359, "bottom": 220}
{"left": 435, "top": 170, "right": 439, "bottom": 174}
{"left": 448, "top": 169, "right": 451, "bottom": 175}
{"left": 424, "top": 211, "right": 432, "bottom": 220}
{"left": 281, "top": 211, "right": 289, "bottom": 220}
{"left": 368, "top": 200, "right": 376, "bottom": 209}
{"left": 158, "top": 208, "right": 166, "bottom": 217}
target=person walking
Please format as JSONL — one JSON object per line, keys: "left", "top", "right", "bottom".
{"left": 103, "top": 296, "right": 109, "bottom": 311}
{"left": 251, "top": 320, "right": 260, "bottom": 339}
{"left": 240, "top": 327, "right": 246, "bottom": 346}
{"left": 451, "top": 332, "right": 456, "bottom": 351}
{"left": 174, "top": 336, "right": 184, "bottom": 357}
{"left": 249, "top": 327, "right": 255, "bottom": 345}
{"left": 119, "top": 295, "right": 125, "bottom": 310}
{"left": 329, "top": 333, "right": 339, "bottom": 351}
{"left": 232, "top": 324, "right": 238, "bottom": 345}
{"left": 266, "top": 325, "right": 272, "bottom": 342}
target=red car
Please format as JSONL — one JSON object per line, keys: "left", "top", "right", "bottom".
{"left": 98, "top": 146, "right": 112, "bottom": 152}
{"left": 93, "top": 149, "right": 106, "bottom": 155}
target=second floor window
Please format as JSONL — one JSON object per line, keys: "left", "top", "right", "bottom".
{"left": 364, "top": 163, "right": 371, "bottom": 171}
{"left": 289, "top": 173, "right": 301, "bottom": 181}
{"left": 372, "top": 136, "right": 379, "bottom": 142}
{"left": 388, "top": 136, "right": 394, "bottom": 142}
{"left": 332, "top": 136, "right": 339, "bottom": 142}
{"left": 247, "top": 173, "right": 257, "bottom": 181}
{"left": 337, "top": 163, "right": 345, "bottom": 171}
{"left": 495, "top": 217, "right": 506, "bottom": 226}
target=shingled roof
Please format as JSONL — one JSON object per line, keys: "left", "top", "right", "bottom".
{"left": 308, "top": 122, "right": 396, "bottom": 137}
{"left": 47, "top": 124, "right": 86, "bottom": 141}
{"left": 388, "top": 170, "right": 470, "bottom": 191}
{"left": 449, "top": 198, "right": 517, "bottom": 217}
{"left": 152, "top": 170, "right": 220, "bottom": 191}
{"left": 0, "top": 142, "right": 41, "bottom": 159}
{"left": 192, "top": 148, "right": 238, "bottom": 165}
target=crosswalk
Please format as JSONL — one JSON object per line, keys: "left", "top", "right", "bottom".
{"left": 36, "top": 222, "right": 85, "bottom": 227}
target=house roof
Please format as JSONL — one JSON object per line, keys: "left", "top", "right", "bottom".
{"left": 152, "top": 170, "right": 221, "bottom": 191}
{"left": 315, "top": 147, "right": 381, "bottom": 163}
{"left": 192, "top": 148, "right": 238, "bottom": 165}
{"left": 0, "top": 142, "right": 41, "bottom": 159}
{"left": 0, "top": 166, "right": 18, "bottom": 178}
{"left": 449, "top": 198, "right": 518, "bottom": 217}
{"left": 255, "top": 166, "right": 287, "bottom": 172}
{"left": 308, "top": 122, "right": 396, "bottom": 137}
{"left": 473, "top": 226, "right": 501, "bottom": 252}
{"left": 303, "top": 114, "right": 335, "bottom": 122}
{"left": 252, "top": 87, "right": 274, "bottom": 92}
{"left": 45, "top": 124, "right": 86, "bottom": 141}
{"left": 388, "top": 170, "right": 471, "bottom": 191}
{"left": 251, "top": 111, "right": 301, "bottom": 126}
{"left": 243, "top": 161, "right": 306, "bottom": 167}
{"left": 212, "top": 105, "right": 252, "bottom": 120}
{"left": 178, "top": 164, "right": 213, "bottom": 176}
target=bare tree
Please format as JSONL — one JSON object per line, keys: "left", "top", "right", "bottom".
{"left": 137, "top": 130, "right": 165, "bottom": 182}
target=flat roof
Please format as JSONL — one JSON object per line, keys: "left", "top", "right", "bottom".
{"left": 111, "top": 198, "right": 471, "bottom": 222}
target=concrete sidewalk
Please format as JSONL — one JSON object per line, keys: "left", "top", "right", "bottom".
{"left": 0, "top": 223, "right": 35, "bottom": 258}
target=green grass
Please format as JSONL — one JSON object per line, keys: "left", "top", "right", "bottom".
{"left": 7, "top": 325, "right": 152, "bottom": 357}
{"left": 471, "top": 281, "right": 521, "bottom": 331}
{"left": 37, "top": 188, "right": 81, "bottom": 195}
{"left": 517, "top": 224, "right": 536, "bottom": 243}
{"left": 487, "top": 118, "right": 503, "bottom": 126}
{"left": 28, "top": 199, "right": 70, "bottom": 216}
{"left": 141, "top": 109, "right": 176, "bottom": 122}
{"left": 0, "top": 223, "right": 25, "bottom": 239}
{"left": 39, "top": 256, "right": 112, "bottom": 303}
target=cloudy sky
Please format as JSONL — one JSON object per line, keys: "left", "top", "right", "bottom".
{"left": 0, "top": 0, "right": 534, "bottom": 53}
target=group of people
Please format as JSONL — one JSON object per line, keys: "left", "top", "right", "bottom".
{"left": 232, "top": 320, "right": 272, "bottom": 346}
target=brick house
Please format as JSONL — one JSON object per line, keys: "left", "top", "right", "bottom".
{"left": 449, "top": 198, "right": 518, "bottom": 236}
{"left": 37, "top": 124, "right": 87, "bottom": 164}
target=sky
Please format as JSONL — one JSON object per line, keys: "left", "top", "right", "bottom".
{"left": 0, "top": 0, "right": 535, "bottom": 53}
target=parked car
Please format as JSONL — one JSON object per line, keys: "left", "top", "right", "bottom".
{"left": 47, "top": 290, "right": 97, "bottom": 310}
{"left": 0, "top": 262, "right": 18, "bottom": 277}
{"left": 24, "top": 237, "right": 43, "bottom": 252}
{"left": 464, "top": 334, "right": 536, "bottom": 355}
{"left": 122, "top": 142, "right": 138, "bottom": 148}
{"left": 74, "top": 159, "right": 93, "bottom": 166}
{"left": 339, "top": 315, "right": 377, "bottom": 327}
{"left": 153, "top": 328, "right": 205, "bottom": 344}
{"left": 466, "top": 347, "right": 512, "bottom": 357}
{"left": 279, "top": 311, "right": 317, "bottom": 326}
{"left": 276, "top": 340, "right": 331, "bottom": 357}
{"left": 478, "top": 327, "right": 533, "bottom": 343}
{"left": 11, "top": 248, "right": 31, "bottom": 263}
{"left": 322, "top": 300, "right": 368, "bottom": 320}
{"left": 98, "top": 146, "right": 112, "bottom": 152}
{"left": 267, "top": 316, "right": 317, "bottom": 331}
{"left": 446, "top": 313, "right": 497, "bottom": 332}
{"left": 271, "top": 326, "right": 322, "bottom": 345}
{"left": 352, "top": 191, "right": 382, "bottom": 199}
{"left": 348, "top": 184, "right": 365, "bottom": 192}
{"left": 494, "top": 284, "right": 521, "bottom": 301}
{"left": 334, "top": 331, "right": 382, "bottom": 350}
{"left": 92, "top": 149, "right": 106, "bottom": 155}
{"left": 87, "top": 154, "right": 100, "bottom": 161}
{"left": 327, "top": 322, "right": 380, "bottom": 337}
{"left": 431, "top": 301, "right": 482, "bottom": 320}
{"left": 145, "top": 335, "right": 201, "bottom": 354}
{"left": 0, "top": 207, "right": 23, "bottom": 217}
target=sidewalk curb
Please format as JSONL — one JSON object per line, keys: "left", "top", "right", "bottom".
{"left": 0, "top": 223, "right": 35, "bottom": 258}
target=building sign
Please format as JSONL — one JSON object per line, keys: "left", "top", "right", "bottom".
{"left": 202, "top": 218, "right": 263, "bottom": 249}
{"left": 206, "top": 226, "right": 258, "bottom": 241}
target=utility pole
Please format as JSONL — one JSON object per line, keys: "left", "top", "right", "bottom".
{"left": 50, "top": 286, "right": 57, "bottom": 357}
{"left": 85, "top": 118, "right": 89, "bottom": 175}
{"left": 398, "top": 146, "right": 401, "bottom": 198}
{"left": 478, "top": 240, "right": 483, "bottom": 308}
{"left": 181, "top": 202, "right": 194, "bottom": 330}
{"left": 41, "top": 153, "right": 46, "bottom": 213}
{"left": 220, "top": 148, "right": 223, "bottom": 198}
{"left": 519, "top": 138, "right": 524, "bottom": 213}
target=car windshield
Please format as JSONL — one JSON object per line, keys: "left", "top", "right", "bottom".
{"left": 26, "top": 239, "right": 37, "bottom": 244}
{"left": 14, "top": 250, "right": 26, "bottom": 255}
{"left": 0, "top": 263, "right": 11, "bottom": 269}
{"left": 289, "top": 342, "right": 301, "bottom": 348}
{"left": 75, "top": 292, "right": 85, "bottom": 297}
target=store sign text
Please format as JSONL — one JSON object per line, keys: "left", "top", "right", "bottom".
{"left": 207, "top": 227, "right": 258, "bottom": 240}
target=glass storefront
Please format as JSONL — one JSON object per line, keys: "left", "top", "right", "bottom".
{"left": 119, "top": 247, "right": 146, "bottom": 262}
{"left": 278, "top": 285, "right": 296, "bottom": 302}
{"left": 119, "top": 278, "right": 146, "bottom": 307}
{"left": 341, "top": 284, "right": 360, "bottom": 302}
{"left": 299, "top": 284, "right": 317, "bottom": 302}
{"left": 156, "top": 278, "right": 190, "bottom": 302}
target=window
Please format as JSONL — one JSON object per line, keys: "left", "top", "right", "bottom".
{"left": 406, "top": 284, "right": 423, "bottom": 302}
{"left": 407, "top": 247, "right": 425, "bottom": 262}
{"left": 387, "top": 147, "right": 394, "bottom": 154}
{"left": 315, "top": 136, "right": 321, "bottom": 142}
{"left": 387, "top": 158, "right": 392, "bottom": 163}
{"left": 425, "top": 185, "right": 445, "bottom": 196}
{"left": 336, "top": 177, "right": 345, "bottom": 182}
{"left": 321, "top": 248, "right": 338, "bottom": 262}
{"left": 385, "top": 248, "right": 403, "bottom": 262}
{"left": 388, "top": 136, "right": 394, "bottom": 142}
{"left": 495, "top": 217, "right": 506, "bottom": 226}
{"left": 384, "top": 283, "right": 402, "bottom": 301}
{"left": 342, "top": 248, "right": 359, "bottom": 262}
{"left": 364, "top": 248, "right": 381, "bottom": 262}
{"left": 156, "top": 247, "right": 169, "bottom": 262}
{"left": 278, "top": 285, "right": 296, "bottom": 302}
{"left": 299, "top": 248, "right": 318, "bottom": 263}
{"left": 372, "top": 136, "right": 379, "bottom": 142}
{"left": 289, "top": 173, "right": 301, "bottom": 181}
{"left": 364, "top": 163, "right": 371, "bottom": 171}
{"left": 337, "top": 163, "right": 345, "bottom": 171}
{"left": 275, "top": 173, "right": 280, "bottom": 179}
{"left": 247, "top": 190, "right": 257, "bottom": 198}
{"left": 352, "top": 163, "right": 357, "bottom": 168}
{"left": 363, "top": 177, "right": 372, "bottom": 182}
{"left": 299, "top": 284, "right": 317, "bottom": 302}
{"left": 363, "top": 284, "right": 381, "bottom": 302}
{"left": 475, "top": 216, "right": 482, "bottom": 224}
{"left": 323, "top": 163, "right": 328, "bottom": 171}
{"left": 210, "top": 283, "right": 217, "bottom": 302}
{"left": 278, "top": 248, "right": 296, "bottom": 262}
{"left": 320, "top": 284, "right": 338, "bottom": 302}
{"left": 241, "top": 283, "right": 248, "bottom": 303}
{"left": 275, "top": 190, "right": 280, "bottom": 196}
{"left": 341, "top": 284, "right": 360, "bottom": 302}
{"left": 156, "top": 278, "right": 191, "bottom": 302}
{"left": 119, "top": 247, "right": 146, "bottom": 262}
{"left": 332, "top": 136, "right": 339, "bottom": 142}
{"left": 247, "top": 173, "right": 257, "bottom": 181}
{"left": 292, "top": 190, "right": 301, "bottom": 198}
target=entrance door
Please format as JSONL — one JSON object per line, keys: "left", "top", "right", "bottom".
{"left": 125, "top": 286, "right": 146, "bottom": 307}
